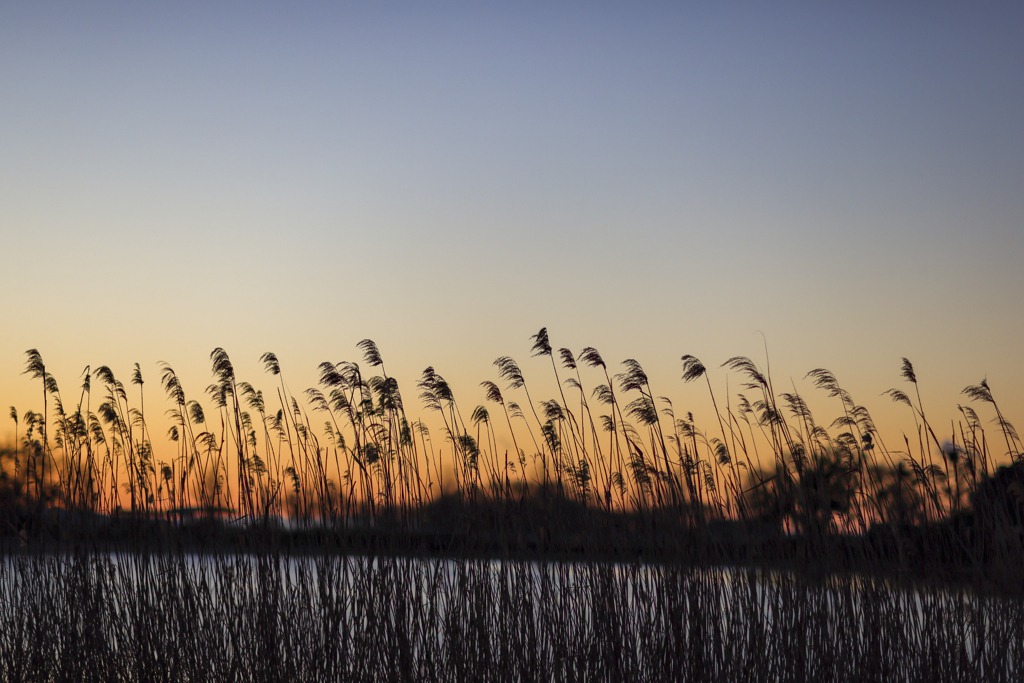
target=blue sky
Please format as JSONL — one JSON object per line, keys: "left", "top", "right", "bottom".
{"left": 1, "top": 1, "right": 1022, "bottom": 452}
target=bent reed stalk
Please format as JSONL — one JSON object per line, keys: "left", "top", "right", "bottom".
{"left": 2, "top": 333, "right": 1023, "bottom": 682}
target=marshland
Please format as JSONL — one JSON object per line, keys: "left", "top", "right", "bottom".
{"left": 2, "top": 334, "right": 1023, "bottom": 682}
{"left": 5, "top": 2, "right": 1024, "bottom": 681}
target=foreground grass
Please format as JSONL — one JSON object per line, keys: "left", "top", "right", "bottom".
{"left": 1, "top": 333, "right": 1023, "bottom": 681}
{"left": 2, "top": 550, "right": 1020, "bottom": 683}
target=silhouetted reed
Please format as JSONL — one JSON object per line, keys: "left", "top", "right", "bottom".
{"left": 1, "top": 333, "right": 1023, "bottom": 681}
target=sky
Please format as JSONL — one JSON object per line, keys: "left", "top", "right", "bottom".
{"left": 1, "top": 1, "right": 1022, "bottom": 465}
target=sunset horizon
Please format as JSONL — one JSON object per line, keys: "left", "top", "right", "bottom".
{"left": 1, "top": 4, "right": 1022, "bottom": 679}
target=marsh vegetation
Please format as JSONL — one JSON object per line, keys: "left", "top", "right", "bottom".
{"left": 1, "top": 331, "right": 1022, "bottom": 681}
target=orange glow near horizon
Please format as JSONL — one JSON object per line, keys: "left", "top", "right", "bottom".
{"left": 2, "top": 338, "right": 1019, "bottom": 519}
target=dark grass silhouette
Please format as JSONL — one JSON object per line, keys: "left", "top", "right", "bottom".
{"left": 1, "top": 332, "right": 1023, "bottom": 682}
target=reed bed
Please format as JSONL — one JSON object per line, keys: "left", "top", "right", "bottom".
{"left": 1, "top": 332, "right": 1022, "bottom": 681}
{"left": 2, "top": 551, "right": 1021, "bottom": 682}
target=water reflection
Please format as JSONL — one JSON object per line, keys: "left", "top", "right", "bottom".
{"left": 0, "top": 551, "right": 1018, "bottom": 680}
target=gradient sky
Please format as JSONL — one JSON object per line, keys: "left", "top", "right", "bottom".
{"left": 1, "top": 2, "right": 1022, "bottom": 461}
